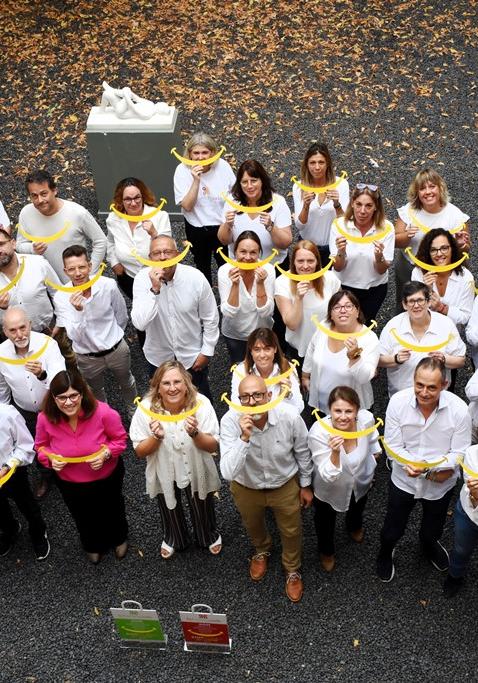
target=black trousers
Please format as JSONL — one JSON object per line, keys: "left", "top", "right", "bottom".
{"left": 380, "top": 480, "right": 454, "bottom": 554}
{"left": 0, "top": 467, "right": 46, "bottom": 542}
{"left": 341, "top": 282, "right": 388, "bottom": 326}
{"left": 156, "top": 483, "right": 218, "bottom": 551}
{"left": 55, "top": 459, "right": 128, "bottom": 554}
{"left": 184, "top": 220, "right": 222, "bottom": 286}
{"left": 313, "top": 492, "right": 368, "bottom": 556}
{"left": 15, "top": 405, "right": 52, "bottom": 482}
{"left": 115, "top": 271, "right": 146, "bottom": 349}
{"left": 223, "top": 336, "right": 247, "bottom": 365}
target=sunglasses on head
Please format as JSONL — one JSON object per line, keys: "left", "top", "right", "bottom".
{"left": 356, "top": 183, "right": 378, "bottom": 192}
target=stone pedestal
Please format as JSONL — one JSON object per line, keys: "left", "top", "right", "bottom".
{"left": 86, "top": 106, "right": 182, "bottom": 216}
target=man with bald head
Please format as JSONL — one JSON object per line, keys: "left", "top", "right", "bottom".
{"left": 220, "top": 375, "right": 313, "bottom": 602}
{"left": 131, "top": 235, "right": 219, "bottom": 398}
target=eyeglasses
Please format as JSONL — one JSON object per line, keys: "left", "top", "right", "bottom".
{"left": 54, "top": 392, "right": 82, "bottom": 405}
{"left": 406, "top": 297, "right": 427, "bottom": 307}
{"left": 238, "top": 391, "right": 267, "bottom": 405}
{"left": 332, "top": 303, "right": 355, "bottom": 312}
{"left": 430, "top": 245, "right": 451, "bottom": 256}
{"left": 356, "top": 183, "right": 378, "bottom": 192}
{"left": 123, "top": 195, "right": 142, "bottom": 204}
{"left": 150, "top": 249, "right": 177, "bottom": 259}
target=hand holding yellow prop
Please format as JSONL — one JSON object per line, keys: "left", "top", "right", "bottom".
{"left": 134, "top": 397, "right": 201, "bottom": 422}
{"left": 45, "top": 263, "right": 106, "bottom": 293}
{"left": 0, "top": 460, "right": 19, "bottom": 488}
{"left": 216, "top": 247, "right": 278, "bottom": 270}
{"left": 17, "top": 221, "right": 71, "bottom": 244}
{"left": 221, "top": 193, "right": 275, "bottom": 214}
{"left": 405, "top": 247, "right": 469, "bottom": 273}
{"left": 171, "top": 145, "right": 226, "bottom": 167}
{"left": 408, "top": 209, "right": 465, "bottom": 235}
{"left": 39, "top": 446, "right": 107, "bottom": 464}
{"left": 221, "top": 388, "right": 288, "bottom": 414}
{"left": 291, "top": 171, "right": 348, "bottom": 194}
{"left": 0, "top": 337, "right": 50, "bottom": 366}
{"left": 313, "top": 410, "right": 383, "bottom": 439}
{"left": 311, "top": 315, "right": 377, "bottom": 341}
{"left": 274, "top": 257, "right": 335, "bottom": 281}
{"left": 131, "top": 242, "right": 192, "bottom": 269}
{"left": 380, "top": 437, "right": 447, "bottom": 469}
{"left": 390, "top": 328, "right": 453, "bottom": 353}
{"left": 231, "top": 359, "right": 299, "bottom": 387}
{"left": 0, "top": 257, "right": 25, "bottom": 296}
{"left": 110, "top": 200, "right": 166, "bottom": 222}
{"left": 334, "top": 220, "right": 392, "bottom": 244}
{"left": 457, "top": 456, "right": 478, "bottom": 479}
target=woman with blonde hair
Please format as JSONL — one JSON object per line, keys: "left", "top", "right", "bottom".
{"left": 129, "top": 360, "right": 222, "bottom": 559}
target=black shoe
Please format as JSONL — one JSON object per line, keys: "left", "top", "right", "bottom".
{"left": 32, "top": 531, "right": 50, "bottom": 561}
{"left": 0, "top": 520, "right": 22, "bottom": 557}
{"left": 426, "top": 540, "right": 449, "bottom": 572}
{"left": 443, "top": 574, "right": 464, "bottom": 598}
{"left": 377, "top": 548, "right": 395, "bottom": 582}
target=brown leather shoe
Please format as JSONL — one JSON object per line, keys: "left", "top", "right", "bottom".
{"left": 285, "top": 571, "right": 303, "bottom": 602}
{"left": 350, "top": 528, "right": 364, "bottom": 544}
{"left": 249, "top": 552, "right": 270, "bottom": 581}
{"left": 320, "top": 553, "right": 336, "bottom": 572}
{"left": 34, "top": 477, "right": 50, "bottom": 501}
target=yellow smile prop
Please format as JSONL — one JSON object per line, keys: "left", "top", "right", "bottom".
{"left": 17, "top": 220, "right": 71, "bottom": 243}
{"left": 171, "top": 145, "right": 226, "bottom": 167}
{"left": 40, "top": 446, "right": 107, "bottom": 464}
{"left": 291, "top": 171, "right": 348, "bottom": 194}
{"left": 0, "top": 460, "right": 19, "bottom": 488}
{"left": 457, "top": 456, "right": 478, "bottom": 479}
{"left": 408, "top": 208, "right": 466, "bottom": 235}
{"left": 312, "top": 411, "right": 383, "bottom": 439}
{"left": 405, "top": 247, "right": 469, "bottom": 273}
{"left": 110, "top": 199, "right": 167, "bottom": 222}
{"left": 380, "top": 437, "right": 447, "bottom": 469}
{"left": 390, "top": 328, "right": 453, "bottom": 353}
{"left": 274, "top": 257, "right": 335, "bottom": 281}
{"left": 230, "top": 359, "right": 299, "bottom": 387}
{"left": 221, "top": 193, "right": 275, "bottom": 214}
{"left": 311, "top": 315, "right": 377, "bottom": 341}
{"left": 334, "top": 220, "right": 392, "bottom": 244}
{"left": 131, "top": 242, "right": 192, "bottom": 269}
{"left": 216, "top": 246, "right": 278, "bottom": 270}
{"left": 0, "top": 257, "right": 25, "bottom": 296}
{"left": 221, "top": 387, "right": 288, "bottom": 414}
{"left": 45, "top": 262, "right": 107, "bottom": 293}
{"left": 0, "top": 337, "right": 50, "bottom": 366}
{"left": 134, "top": 397, "right": 201, "bottom": 422}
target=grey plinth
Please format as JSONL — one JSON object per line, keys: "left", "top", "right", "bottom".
{"left": 86, "top": 106, "right": 182, "bottom": 216}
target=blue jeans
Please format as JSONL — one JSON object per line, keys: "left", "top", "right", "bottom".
{"left": 449, "top": 498, "right": 478, "bottom": 578}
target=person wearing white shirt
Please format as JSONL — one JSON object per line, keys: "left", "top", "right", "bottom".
{"left": 218, "top": 231, "right": 275, "bottom": 363}
{"left": 16, "top": 169, "right": 107, "bottom": 283}
{"left": 220, "top": 375, "right": 313, "bottom": 603}
{"left": 174, "top": 132, "right": 235, "bottom": 285}
{"left": 292, "top": 141, "right": 349, "bottom": 265}
{"left": 465, "top": 296, "right": 478, "bottom": 369}
{"left": 0, "top": 199, "right": 10, "bottom": 230}
{"left": 131, "top": 235, "right": 219, "bottom": 399}
{"left": 329, "top": 183, "right": 394, "bottom": 325}
{"left": 308, "top": 386, "right": 381, "bottom": 572}
{"left": 379, "top": 281, "right": 466, "bottom": 396}
{"left": 54, "top": 245, "right": 137, "bottom": 415}
{"left": 0, "top": 404, "right": 50, "bottom": 560}
{"left": 465, "top": 371, "right": 478, "bottom": 445}
{"left": 376, "top": 358, "right": 471, "bottom": 583}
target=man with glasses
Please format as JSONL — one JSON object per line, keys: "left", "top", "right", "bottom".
{"left": 379, "top": 281, "right": 465, "bottom": 396}
{"left": 131, "top": 235, "right": 219, "bottom": 399}
{"left": 220, "top": 375, "right": 313, "bottom": 602}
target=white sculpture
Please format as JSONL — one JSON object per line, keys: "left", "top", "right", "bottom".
{"left": 100, "top": 81, "right": 170, "bottom": 120}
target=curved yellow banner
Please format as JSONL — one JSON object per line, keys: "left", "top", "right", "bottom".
{"left": 390, "top": 328, "right": 453, "bottom": 353}
{"left": 131, "top": 242, "right": 191, "bottom": 269}
{"left": 122, "top": 626, "right": 158, "bottom": 635}
{"left": 17, "top": 221, "right": 71, "bottom": 244}
{"left": 0, "top": 460, "right": 19, "bottom": 488}
{"left": 312, "top": 411, "right": 383, "bottom": 439}
{"left": 0, "top": 257, "right": 25, "bottom": 296}
{"left": 40, "top": 446, "right": 106, "bottom": 464}
{"left": 274, "top": 257, "right": 335, "bottom": 281}
{"left": 134, "top": 397, "right": 201, "bottom": 422}
{"left": 405, "top": 247, "right": 469, "bottom": 273}
{"left": 457, "top": 456, "right": 478, "bottom": 479}
{"left": 221, "top": 387, "right": 288, "bottom": 414}
{"left": 45, "top": 262, "right": 106, "bottom": 293}
{"left": 291, "top": 171, "right": 348, "bottom": 194}
{"left": 171, "top": 145, "right": 226, "bottom": 167}
{"left": 216, "top": 246, "right": 278, "bottom": 270}
{"left": 221, "top": 193, "right": 274, "bottom": 214}
{"left": 334, "top": 219, "right": 392, "bottom": 244}
{"left": 311, "top": 315, "right": 377, "bottom": 341}
{"left": 0, "top": 337, "right": 50, "bottom": 366}
{"left": 110, "top": 199, "right": 167, "bottom": 222}
{"left": 408, "top": 209, "right": 466, "bottom": 235}
{"left": 231, "top": 359, "right": 299, "bottom": 387}
{"left": 380, "top": 437, "right": 447, "bottom": 469}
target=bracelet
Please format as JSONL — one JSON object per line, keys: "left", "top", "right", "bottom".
{"left": 189, "top": 429, "right": 199, "bottom": 438}
{"left": 394, "top": 353, "right": 404, "bottom": 365}
{"left": 150, "top": 287, "right": 161, "bottom": 295}
{"left": 265, "top": 222, "right": 274, "bottom": 233}
{"left": 38, "top": 370, "right": 47, "bottom": 381}
{"left": 103, "top": 449, "right": 112, "bottom": 461}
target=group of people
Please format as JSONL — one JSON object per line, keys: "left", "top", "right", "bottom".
{"left": 0, "top": 133, "right": 477, "bottom": 604}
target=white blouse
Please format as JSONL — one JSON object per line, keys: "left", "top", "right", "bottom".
{"left": 411, "top": 266, "right": 474, "bottom": 327}
{"left": 174, "top": 158, "right": 236, "bottom": 227}
{"left": 459, "top": 445, "right": 478, "bottom": 526}
{"left": 292, "top": 177, "right": 350, "bottom": 246}
{"left": 230, "top": 361, "right": 304, "bottom": 414}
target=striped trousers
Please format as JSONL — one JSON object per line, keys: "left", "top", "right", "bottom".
{"left": 156, "top": 483, "right": 219, "bottom": 551}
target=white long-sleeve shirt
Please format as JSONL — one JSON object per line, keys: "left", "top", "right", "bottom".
{"left": 465, "top": 297, "right": 478, "bottom": 367}
{"left": 0, "top": 404, "right": 35, "bottom": 469}
{"left": 54, "top": 276, "right": 127, "bottom": 354}
{"left": 292, "top": 177, "right": 350, "bottom": 246}
{"left": 459, "top": 445, "right": 478, "bottom": 525}
{"left": 131, "top": 263, "right": 219, "bottom": 369}
{"left": 230, "top": 361, "right": 304, "bottom": 414}
{"left": 411, "top": 266, "right": 474, "bottom": 327}
{"left": 385, "top": 387, "right": 470, "bottom": 500}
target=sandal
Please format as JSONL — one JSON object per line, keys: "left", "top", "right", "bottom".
{"left": 161, "top": 540, "right": 175, "bottom": 559}
{"left": 209, "top": 535, "right": 222, "bottom": 556}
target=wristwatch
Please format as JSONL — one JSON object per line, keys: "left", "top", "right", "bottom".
{"left": 394, "top": 353, "right": 404, "bottom": 365}
{"left": 333, "top": 201, "right": 340, "bottom": 209}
